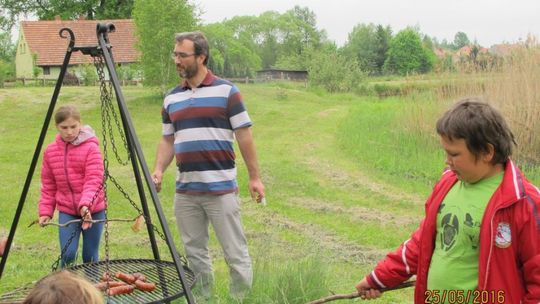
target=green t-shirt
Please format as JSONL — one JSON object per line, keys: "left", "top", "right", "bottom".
{"left": 427, "top": 172, "right": 503, "bottom": 303}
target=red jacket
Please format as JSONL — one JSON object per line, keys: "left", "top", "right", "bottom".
{"left": 39, "top": 127, "right": 106, "bottom": 217}
{"left": 366, "top": 160, "right": 540, "bottom": 303}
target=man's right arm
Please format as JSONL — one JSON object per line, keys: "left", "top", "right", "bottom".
{"left": 152, "top": 135, "right": 175, "bottom": 192}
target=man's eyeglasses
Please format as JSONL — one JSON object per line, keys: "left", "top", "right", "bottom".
{"left": 171, "top": 51, "right": 196, "bottom": 60}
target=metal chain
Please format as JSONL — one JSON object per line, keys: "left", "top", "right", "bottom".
{"left": 91, "top": 53, "right": 188, "bottom": 272}
{"left": 94, "top": 54, "right": 114, "bottom": 282}
{"left": 94, "top": 55, "right": 130, "bottom": 166}
{"left": 108, "top": 174, "right": 177, "bottom": 255}
{"left": 93, "top": 54, "right": 179, "bottom": 251}
{"left": 51, "top": 228, "right": 77, "bottom": 271}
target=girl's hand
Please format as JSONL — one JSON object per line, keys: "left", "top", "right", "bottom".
{"left": 38, "top": 216, "right": 51, "bottom": 226}
{"left": 80, "top": 206, "right": 93, "bottom": 230}
{"left": 0, "top": 237, "right": 8, "bottom": 257}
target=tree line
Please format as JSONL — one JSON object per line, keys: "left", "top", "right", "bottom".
{"left": 0, "top": 0, "right": 493, "bottom": 92}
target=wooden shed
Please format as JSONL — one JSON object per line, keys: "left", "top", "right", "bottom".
{"left": 256, "top": 69, "right": 308, "bottom": 82}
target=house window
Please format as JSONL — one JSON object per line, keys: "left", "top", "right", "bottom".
{"left": 43, "top": 67, "right": 50, "bottom": 75}
{"left": 19, "top": 42, "right": 26, "bottom": 54}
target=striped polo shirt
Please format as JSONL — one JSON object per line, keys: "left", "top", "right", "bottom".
{"left": 162, "top": 70, "right": 252, "bottom": 195}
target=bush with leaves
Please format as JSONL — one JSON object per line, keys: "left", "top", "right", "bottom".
{"left": 307, "top": 50, "right": 365, "bottom": 93}
{"left": 79, "top": 64, "right": 97, "bottom": 86}
{"left": 383, "top": 28, "right": 434, "bottom": 75}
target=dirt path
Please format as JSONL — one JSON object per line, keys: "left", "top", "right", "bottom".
{"left": 244, "top": 205, "right": 388, "bottom": 266}
{"left": 304, "top": 155, "right": 425, "bottom": 207}
{"left": 287, "top": 197, "right": 420, "bottom": 228}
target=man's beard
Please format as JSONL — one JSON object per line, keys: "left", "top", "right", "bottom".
{"left": 178, "top": 62, "right": 198, "bottom": 79}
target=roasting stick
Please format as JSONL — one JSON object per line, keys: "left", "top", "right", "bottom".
{"left": 306, "top": 281, "right": 415, "bottom": 304}
{"left": 28, "top": 216, "right": 140, "bottom": 228}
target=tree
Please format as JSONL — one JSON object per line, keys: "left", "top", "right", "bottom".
{"left": 307, "top": 45, "right": 365, "bottom": 93}
{"left": 341, "top": 23, "right": 379, "bottom": 75}
{"left": 453, "top": 31, "right": 470, "bottom": 50}
{"left": 132, "top": 0, "right": 196, "bottom": 91}
{"left": 0, "top": 31, "right": 15, "bottom": 62}
{"left": 383, "top": 28, "right": 433, "bottom": 75}
{"left": 421, "top": 35, "right": 437, "bottom": 73}
{"left": 0, "top": 31, "right": 15, "bottom": 85}
{"left": 0, "top": 0, "right": 134, "bottom": 32}
{"left": 203, "top": 23, "right": 261, "bottom": 78}
{"left": 280, "top": 6, "right": 324, "bottom": 56}
{"left": 218, "top": 6, "right": 326, "bottom": 70}
{"left": 341, "top": 23, "right": 392, "bottom": 76}
{"left": 374, "top": 25, "right": 392, "bottom": 75}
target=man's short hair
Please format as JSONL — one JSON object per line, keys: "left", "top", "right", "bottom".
{"left": 436, "top": 97, "right": 516, "bottom": 164}
{"left": 175, "top": 31, "right": 209, "bottom": 65}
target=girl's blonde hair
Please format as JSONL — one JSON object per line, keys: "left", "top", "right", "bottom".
{"left": 23, "top": 271, "right": 104, "bottom": 304}
{"left": 54, "top": 105, "right": 81, "bottom": 125}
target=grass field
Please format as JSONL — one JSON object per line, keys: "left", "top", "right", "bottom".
{"left": 0, "top": 82, "right": 537, "bottom": 303}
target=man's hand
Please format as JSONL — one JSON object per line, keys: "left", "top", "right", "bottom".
{"left": 235, "top": 127, "right": 265, "bottom": 204}
{"left": 249, "top": 178, "right": 265, "bottom": 204}
{"left": 153, "top": 135, "right": 175, "bottom": 193}
{"left": 355, "top": 278, "right": 382, "bottom": 300}
{"left": 152, "top": 170, "right": 163, "bottom": 193}
{"left": 79, "top": 206, "right": 93, "bottom": 230}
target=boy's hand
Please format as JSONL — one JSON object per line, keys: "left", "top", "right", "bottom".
{"left": 356, "top": 278, "right": 382, "bottom": 300}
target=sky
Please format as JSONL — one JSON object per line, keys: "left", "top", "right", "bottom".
{"left": 193, "top": 0, "right": 540, "bottom": 47}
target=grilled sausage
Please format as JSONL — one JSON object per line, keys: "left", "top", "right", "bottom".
{"left": 107, "top": 284, "right": 135, "bottom": 296}
{"left": 115, "top": 272, "right": 136, "bottom": 284}
{"left": 101, "top": 272, "right": 113, "bottom": 282}
{"left": 94, "top": 281, "right": 127, "bottom": 291}
{"left": 132, "top": 272, "right": 146, "bottom": 282}
{"left": 134, "top": 280, "right": 156, "bottom": 292}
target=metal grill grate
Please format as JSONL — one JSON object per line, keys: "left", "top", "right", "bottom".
{"left": 0, "top": 259, "right": 195, "bottom": 304}
{"left": 0, "top": 284, "right": 33, "bottom": 304}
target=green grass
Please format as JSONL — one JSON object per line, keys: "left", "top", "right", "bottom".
{"left": 11, "top": 82, "right": 540, "bottom": 303}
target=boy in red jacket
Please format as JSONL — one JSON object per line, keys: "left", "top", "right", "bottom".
{"left": 356, "top": 98, "right": 540, "bottom": 303}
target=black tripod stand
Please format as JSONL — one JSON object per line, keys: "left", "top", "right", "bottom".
{"left": 0, "top": 23, "right": 196, "bottom": 304}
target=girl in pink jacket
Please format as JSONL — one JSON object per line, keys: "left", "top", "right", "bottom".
{"left": 38, "top": 105, "right": 106, "bottom": 267}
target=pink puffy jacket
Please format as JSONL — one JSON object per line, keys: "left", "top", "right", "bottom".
{"left": 39, "top": 126, "right": 106, "bottom": 217}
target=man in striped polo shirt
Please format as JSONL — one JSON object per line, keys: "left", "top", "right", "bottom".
{"left": 152, "top": 31, "right": 265, "bottom": 299}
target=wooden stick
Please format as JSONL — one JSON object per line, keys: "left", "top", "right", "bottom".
{"left": 28, "top": 217, "right": 138, "bottom": 228}
{"left": 306, "top": 281, "right": 415, "bottom": 304}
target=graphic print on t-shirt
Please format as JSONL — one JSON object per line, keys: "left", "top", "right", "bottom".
{"left": 437, "top": 203, "right": 481, "bottom": 254}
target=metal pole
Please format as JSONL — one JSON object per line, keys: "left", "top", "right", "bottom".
{"left": 0, "top": 28, "right": 76, "bottom": 279}
{"left": 95, "top": 28, "right": 161, "bottom": 261}
{"left": 96, "top": 23, "right": 195, "bottom": 304}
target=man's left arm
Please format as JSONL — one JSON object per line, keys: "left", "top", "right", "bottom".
{"left": 235, "top": 127, "right": 265, "bottom": 203}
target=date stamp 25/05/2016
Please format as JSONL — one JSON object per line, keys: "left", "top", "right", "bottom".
{"left": 424, "top": 289, "right": 505, "bottom": 304}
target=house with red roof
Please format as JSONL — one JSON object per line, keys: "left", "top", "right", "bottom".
{"left": 15, "top": 17, "right": 139, "bottom": 80}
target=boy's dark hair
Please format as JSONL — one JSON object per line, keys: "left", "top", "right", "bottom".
{"left": 175, "top": 31, "right": 209, "bottom": 65}
{"left": 436, "top": 97, "right": 516, "bottom": 165}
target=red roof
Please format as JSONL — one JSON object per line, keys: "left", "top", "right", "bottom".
{"left": 20, "top": 19, "right": 139, "bottom": 66}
